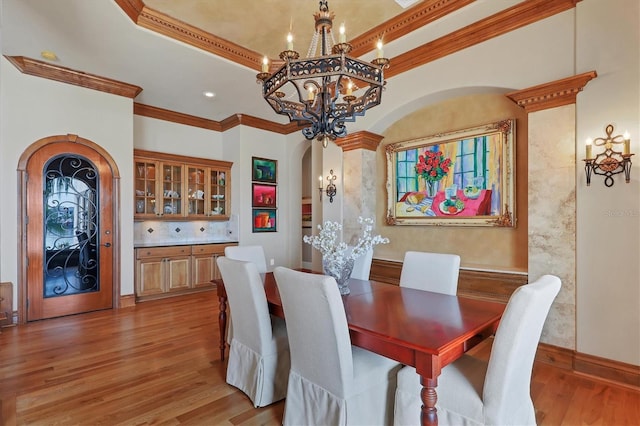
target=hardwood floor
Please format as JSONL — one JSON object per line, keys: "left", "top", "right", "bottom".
{"left": 1, "top": 290, "right": 638, "bottom": 425}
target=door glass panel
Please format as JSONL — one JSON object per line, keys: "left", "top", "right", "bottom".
{"left": 44, "top": 155, "right": 99, "bottom": 297}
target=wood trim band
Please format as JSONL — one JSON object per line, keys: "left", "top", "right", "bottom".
{"left": 134, "top": 103, "right": 223, "bottom": 131}
{"left": 536, "top": 343, "right": 640, "bottom": 390}
{"left": 4, "top": 56, "right": 143, "bottom": 98}
{"left": 133, "top": 5, "right": 262, "bottom": 71}
{"left": 369, "top": 258, "right": 528, "bottom": 304}
{"left": 134, "top": 148, "right": 233, "bottom": 169}
{"left": 387, "top": 0, "right": 582, "bottom": 79}
{"left": 505, "top": 71, "right": 598, "bottom": 112}
{"left": 134, "top": 102, "right": 297, "bottom": 134}
{"left": 349, "top": 0, "right": 475, "bottom": 58}
{"left": 333, "top": 131, "right": 384, "bottom": 152}
{"left": 219, "top": 114, "right": 298, "bottom": 134}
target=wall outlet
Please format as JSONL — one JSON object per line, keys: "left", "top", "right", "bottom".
{"left": 270, "top": 258, "right": 275, "bottom": 266}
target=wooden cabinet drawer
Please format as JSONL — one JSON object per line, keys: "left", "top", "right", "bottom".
{"left": 136, "top": 246, "right": 190, "bottom": 259}
{"left": 191, "top": 243, "right": 236, "bottom": 256}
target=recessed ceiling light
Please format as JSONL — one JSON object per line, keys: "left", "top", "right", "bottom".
{"left": 203, "top": 91, "right": 216, "bottom": 98}
{"left": 40, "top": 50, "right": 59, "bottom": 61}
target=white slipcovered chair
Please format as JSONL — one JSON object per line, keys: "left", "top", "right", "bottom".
{"left": 399, "top": 251, "right": 461, "bottom": 295}
{"left": 393, "top": 274, "right": 561, "bottom": 426}
{"left": 349, "top": 246, "right": 374, "bottom": 280}
{"left": 223, "top": 245, "right": 268, "bottom": 344}
{"left": 224, "top": 245, "right": 268, "bottom": 277}
{"left": 273, "top": 266, "right": 401, "bottom": 425}
{"left": 216, "top": 257, "right": 290, "bottom": 407}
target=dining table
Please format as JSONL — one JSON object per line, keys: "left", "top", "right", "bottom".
{"left": 215, "top": 272, "right": 506, "bottom": 426}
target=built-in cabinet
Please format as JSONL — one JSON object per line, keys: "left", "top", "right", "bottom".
{"left": 135, "top": 243, "right": 236, "bottom": 300}
{"left": 134, "top": 150, "right": 232, "bottom": 220}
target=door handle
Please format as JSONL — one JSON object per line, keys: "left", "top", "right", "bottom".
{"left": 103, "top": 243, "right": 112, "bottom": 248}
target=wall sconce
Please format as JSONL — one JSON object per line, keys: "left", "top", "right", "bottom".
{"left": 584, "top": 124, "right": 633, "bottom": 187}
{"left": 325, "top": 169, "right": 337, "bottom": 203}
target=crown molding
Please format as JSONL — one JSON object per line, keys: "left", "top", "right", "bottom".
{"left": 4, "top": 56, "right": 142, "bottom": 98}
{"left": 505, "top": 71, "right": 598, "bottom": 112}
{"left": 134, "top": 103, "right": 297, "bottom": 134}
{"left": 334, "top": 131, "right": 384, "bottom": 152}
{"left": 387, "top": 0, "right": 582, "bottom": 78}
{"left": 114, "top": 0, "right": 263, "bottom": 71}
{"left": 350, "top": 0, "right": 474, "bottom": 58}
{"left": 134, "top": 103, "right": 223, "bottom": 131}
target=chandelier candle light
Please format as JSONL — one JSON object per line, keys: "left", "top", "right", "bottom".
{"left": 303, "top": 217, "right": 389, "bottom": 295}
{"left": 256, "top": 1, "right": 390, "bottom": 148}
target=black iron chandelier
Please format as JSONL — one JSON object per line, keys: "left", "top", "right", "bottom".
{"left": 256, "top": 0, "right": 390, "bottom": 148}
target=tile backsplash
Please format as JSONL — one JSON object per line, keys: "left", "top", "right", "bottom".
{"left": 134, "top": 214, "right": 238, "bottom": 245}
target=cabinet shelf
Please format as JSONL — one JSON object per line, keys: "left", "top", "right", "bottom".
{"left": 134, "top": 149, "right": 232, "bottom": 221}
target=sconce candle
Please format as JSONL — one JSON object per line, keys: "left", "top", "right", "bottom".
{"left": 624, "top": 131, "right": 631, "bottom": 155}
{"left": 585, "top": 138, "right": 593, "bottom": 159}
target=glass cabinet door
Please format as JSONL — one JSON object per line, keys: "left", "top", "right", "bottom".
{"left": 187, "top": 166, "right": 206, "bottom": 217}
{"left": 134, "top": 160, "right": 158, "bottom": 217}
{"left": 208, "top": 170, "right": 226, "bottom": 217}
{"left": 161, "top": 163, "right": 183, "bottom": 217}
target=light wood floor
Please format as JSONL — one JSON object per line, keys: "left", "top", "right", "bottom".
{"left": 1, "top": 290, "right": 638, "bottom": 425}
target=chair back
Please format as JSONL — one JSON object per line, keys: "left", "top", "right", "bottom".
{"left": 225, "top": 245, "right": 268, "bottom": 274}
{"left": 349, "top": 246, "right": 373, "bottom": 280}
{"left": 216, "top": 257, "right": 274, "bottom": 353}
{"left": 273, "top": 267, "right": 353, "bottom": 397}
{"left": 483, "top": 274, "right": 561, "bottom": 424}
{"left": 399, "top": 251, "right": 460, "bottom": 295}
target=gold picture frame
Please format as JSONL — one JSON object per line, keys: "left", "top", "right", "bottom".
{"left": 385, "top": 119, "right": 516, "bottom": 227}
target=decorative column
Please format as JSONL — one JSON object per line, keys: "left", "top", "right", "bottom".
{"left": 506, "top": 71, "right": 596, "bottom": 349}
{"left": 334, "top": 131, "right": 384, "bottom": 244}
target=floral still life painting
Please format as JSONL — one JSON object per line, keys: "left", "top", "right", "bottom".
{"left": 303, "top": 217, "right": 389, "bottom": 295}
{"left": 386, "top": 119, "right": 516, "bottom": 227}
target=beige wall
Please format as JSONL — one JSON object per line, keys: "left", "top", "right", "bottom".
{"left": 0, "top": 57, "right": 135, "bottom": 302}
{"left": 375, "top": 93, "right": 528, "bottom": 272}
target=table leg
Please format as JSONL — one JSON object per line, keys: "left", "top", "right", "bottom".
{"left": 218, "top": 293, "right": 227, "bottom": 361}
{"left": 420, "top": 377, "right": 438, "bottom": 426}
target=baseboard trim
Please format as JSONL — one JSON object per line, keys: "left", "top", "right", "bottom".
{"left": 119, "top": 294, "right": 136, "bottom": 308}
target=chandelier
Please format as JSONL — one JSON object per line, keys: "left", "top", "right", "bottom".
{"left": 256, "top": 0, "right": 390, "bottom": 148}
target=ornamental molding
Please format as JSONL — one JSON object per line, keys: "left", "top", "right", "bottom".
{"left": 505, "top": 71, "right": 598, "bottom": 112}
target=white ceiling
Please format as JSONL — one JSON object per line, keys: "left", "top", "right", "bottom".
{"left": 1, "top": 0, "right": 522, "bottom": 123}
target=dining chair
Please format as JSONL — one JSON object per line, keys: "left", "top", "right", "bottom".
{"left": 273, "top": 266, "right": 402, "bottom": 426}
{"left": 399, "top": 251, "right": 461, "bottom": 295}
{"left": 216, "top": 257, "right": 290, "bottom": 407}
{"left": 224, "top": 245, "right": 268, "bottom": 277}
{"left": 349, "top": 246, "right": 374, "bottom": 280}
{"left": 393, "top": 274, "right": 561, "bottom": 426}
{"left": 223, "top": 245, "right": 268, "bottom": 344}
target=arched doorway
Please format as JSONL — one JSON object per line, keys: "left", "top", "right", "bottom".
{"left": 17, "top": 134, "right": 120, "bottom": 322}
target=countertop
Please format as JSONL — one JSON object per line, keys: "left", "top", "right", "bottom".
{"left": 134, "top": 239, "right": 238, "bottom": 249}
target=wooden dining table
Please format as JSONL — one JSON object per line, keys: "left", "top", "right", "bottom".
{"left": 215, "top": 273, "right": 506, "bottom": 426}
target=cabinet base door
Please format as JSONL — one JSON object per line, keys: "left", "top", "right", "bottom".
{"left": 137, "top": 260, "right": 165, "bottom": 296}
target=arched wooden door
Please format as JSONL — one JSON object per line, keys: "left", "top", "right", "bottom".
{"left": 20, "top": 135, "right": 119, "bottom": 321}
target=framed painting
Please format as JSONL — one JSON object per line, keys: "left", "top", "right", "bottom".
{"left": 385, "top": 119, "right": 516, "bottom": 227}
{"left": 252, "top": 209, "right": 277, "bottom": 232}
{"left": 252, "top": 157, "right": 277, "bottom": 183}
{"left": 252, "top": 183, "right": 277, "bottom": 208}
